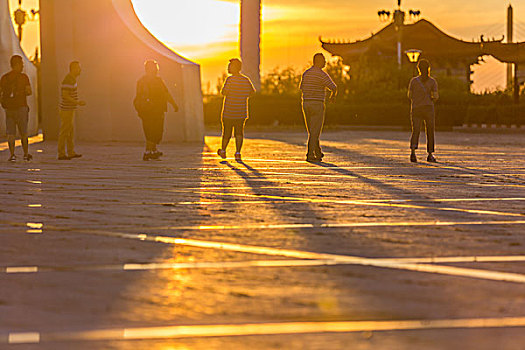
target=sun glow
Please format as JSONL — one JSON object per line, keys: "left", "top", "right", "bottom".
{"left": 131, "top": 0, "right": 239, "bottom": 57}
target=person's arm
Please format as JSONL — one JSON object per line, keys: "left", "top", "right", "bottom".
{"left": 248, "top": 79, "right": 256, "bottom": 97}
{"left": 162, "top": 80, "right": 178, "bottom": 112}
{"left": 431, "top": 80, "right": 439, "bottom": 102}
{"left": 407, "top": 79, "right": 413, "bottom": 100}
{"left": 324, "top": 73, "right": 338, "bottom": 102}
{"left": 221, "top": 77, "right": 230, "bottom": 96}
{"left": 24, "top": 75, "right": 32, "bottom": 96}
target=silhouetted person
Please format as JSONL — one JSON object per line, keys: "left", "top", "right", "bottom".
{"left": 217, "top": 58, "right": 255, "bottom": 161}
{"left": 408, "top": 59, "right": 439, "bottom": 163}
{"left": 299, "top": 53, "right": 337, "bottom": 162}
{"left": 58, "top": 61, "right": 86, "bottom": 160}
{"left": 0, "top": 55, "right": 32, "bottom": 162}
{"left": 134, "top": 59, "right": 178, "bottom": 161}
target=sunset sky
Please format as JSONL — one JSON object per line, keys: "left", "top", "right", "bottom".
{"left": 10, "top": 0, "right": 525, "bottom": 92}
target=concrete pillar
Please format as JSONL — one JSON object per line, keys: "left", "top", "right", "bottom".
{"left": 240, "top": 0, "right": 261, "bottom": 90}
{"left": 39, "top": 0, "right": 204, "bottom": 142}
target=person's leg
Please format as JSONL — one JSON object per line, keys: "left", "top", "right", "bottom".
{"left": 410, "top": 113, "right": 422, "bottom": 152}
{"left": 141, "top": 116, "right": 154, "bottom": 157}
{"left": 424, "top": 108, "right": 436, "bottom": 154}
{"left": 66, "top": 111, "right": 76, "bottom": 156}
{"left": 5, "top": 111, "right": 16, "bottom": 158}
{"left": 312, "top": 102, "right": 325, "bottom": 158}
{"left": 308, "top": 102, "right": 324, "bottom": 159}
{"left": 16, "top": 107, "right": 31, "bottom": 159}
{"left": 221, "top": 119, "right": 234, "bottom": 151}
{"left": 302, "top": 102, "right": 314, "bottom": 158}
{"left": 58, "top": 110, "right": 72, "bottom": 158}
{"left": 152, "top": 114, "right": 165, "bottom": 153}
{"left": 424, "top": 107, "right": 436, "bottom": 162}
{"left": 7, "top": 134, "right": 15, "bottom": 157}
{"left": 234, "top": 119, "right": 245, "bottom": 153}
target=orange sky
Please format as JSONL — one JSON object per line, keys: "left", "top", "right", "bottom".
{"left": 10, "top": 0, "right": 525, "bottom": 93}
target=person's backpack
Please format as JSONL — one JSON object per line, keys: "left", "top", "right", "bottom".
{"left": 1, "top": 75, "right": 18, "bottom": 109}
{"left": 133, "top": 79, "right": 153, "bottom": 116}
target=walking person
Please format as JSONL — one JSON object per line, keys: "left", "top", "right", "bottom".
{"left": 134, "top": 59, "right": 178, "bottom": 161}
{"left": 0, "top": 55, "right": 33, "bottom": 162}
{"left": 408, "top": 59, "right": 439, "bottom": 163}
{"left": 299, "top": 53, "right": 337, "bottom": 162}
{"left": 217, "top": 58, "right": 256, "bottom": 162}
{"left": 58, "top": 61, "right": 86, "bottom": 160}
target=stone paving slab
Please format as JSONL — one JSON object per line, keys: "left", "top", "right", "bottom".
{"left": 1, "top": 130, "right": 525, "bottom": 349}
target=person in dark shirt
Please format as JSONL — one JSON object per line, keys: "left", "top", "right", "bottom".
{"left": 134, "top": 60, "right": 178, "bottom": 161}
{"left": 0, "top": 55, "right": 32, "bottom": 162}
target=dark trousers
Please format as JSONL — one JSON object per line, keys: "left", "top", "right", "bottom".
{"left": 410, "top": 105, "right": 435, "bottom": 153}
{"left": 141, "top": 113, "right": 165, "bottom": 144}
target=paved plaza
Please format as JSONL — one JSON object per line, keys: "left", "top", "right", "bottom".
{"left": 1, "top": 129, "right": 525, "bottom": 349}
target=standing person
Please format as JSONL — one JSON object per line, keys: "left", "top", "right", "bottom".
{"left": 134, "top": 59, "right": 178, "bottom": 161}
{"left": 58, "top": 61, "right": 86, "bottom": 160}
{"left": 299, "top": 53, "right": 337, "bottom": 162}
{"left": 0, "top": 55, "right": 33, "bottom": 162}
{"left": 217, "top": 58, "right": 256, "bottom": 162}
{"left": 408, "top": 59, "right": 439, "bottom": 163}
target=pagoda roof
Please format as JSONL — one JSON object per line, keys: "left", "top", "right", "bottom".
{"left": 321, "top": 19, "right": 525, "bottom": 65}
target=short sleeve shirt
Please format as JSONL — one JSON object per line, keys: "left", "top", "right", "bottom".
{"left": 299, "top": 67, "right": 337, "bottom": 102}
{"left": 0, "top": 71, "right": 30, "bottom": 109}
{"left": 60, "top": 74, "right": 78, "bottom": 111}
{"left": 221, "top": 74, "right": 256, "bottom": 119}
{"left": 408, "top": 76, "right": 438, "bottom": 109}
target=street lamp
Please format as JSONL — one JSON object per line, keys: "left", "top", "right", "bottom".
{"left": 405, "top": 49, "right": 422, "bottom": 77}
{"left": 405, "top": 49, "right": 422, "bottom": 63}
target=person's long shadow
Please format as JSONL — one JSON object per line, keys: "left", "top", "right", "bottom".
{"left": 222, "top": 159, "right": 327, "bottom": 224}
{"left": 303, "top": 143, "right": 522, "bottom": 221}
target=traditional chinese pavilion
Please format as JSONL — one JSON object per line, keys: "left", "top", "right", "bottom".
{"left": 321, "top": 5, "right": 525, "bottom": 88}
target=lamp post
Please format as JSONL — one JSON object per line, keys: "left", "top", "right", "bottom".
{"left": 13, "top": 0, "right": 27, "bottom": 42}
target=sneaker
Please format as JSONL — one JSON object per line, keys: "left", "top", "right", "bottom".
{"left": 8, "top": 155, "right": 16, "bottom": 162}
{"left": 154, "top": 150, "right": 163, "bottom": 157}
{"left": 58, "top": 155, "right": 71, "bottom": 160}
{"left": 427, "top": 154, "right": 437, "bottom": 163}
{"left": 217, "top": 149, "right": 226, "bottom": 159}
{"left": 69, "top": 154, "right": 82, "bottom": 159}
{"left": 235, "top": 152, "right": 242, "bottom": 161}
{"left": 143, "top": 153, "right": 151, "bottom": 161}
{"left": 410, "top": 153, "right": 417, "bottom": 163}
{"left": 306, "top": 156, "right": 320, "bottom": 162}
{"left": 23, "top": 154, "right": 33, "bottom": 161}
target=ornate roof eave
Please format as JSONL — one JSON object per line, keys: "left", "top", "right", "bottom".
{"left": 321, "top": 19, "right": 525, "bottom": 65}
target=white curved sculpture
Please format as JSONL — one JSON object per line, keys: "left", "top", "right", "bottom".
{"left": 0, "top": 0, "right": 38, "bottom": 137}
{"left": 40, "top": 0, "right": 204, "bottom": 142}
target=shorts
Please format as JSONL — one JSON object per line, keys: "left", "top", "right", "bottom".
{"left": 5, "top": 106, "right": 29, "bottom": 136}
{"left": 141, "top": 113, "right": 164, "bottom": 144}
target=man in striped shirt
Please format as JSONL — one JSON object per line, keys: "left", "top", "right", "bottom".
{"left": 300, "top": 53, "right": 337, "bottom": 162}
{"left": 58, "top": 61, "right": 85, "bottom": 160}
{"left": 217, "top": 58, "right": 256, "bottom": 161}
